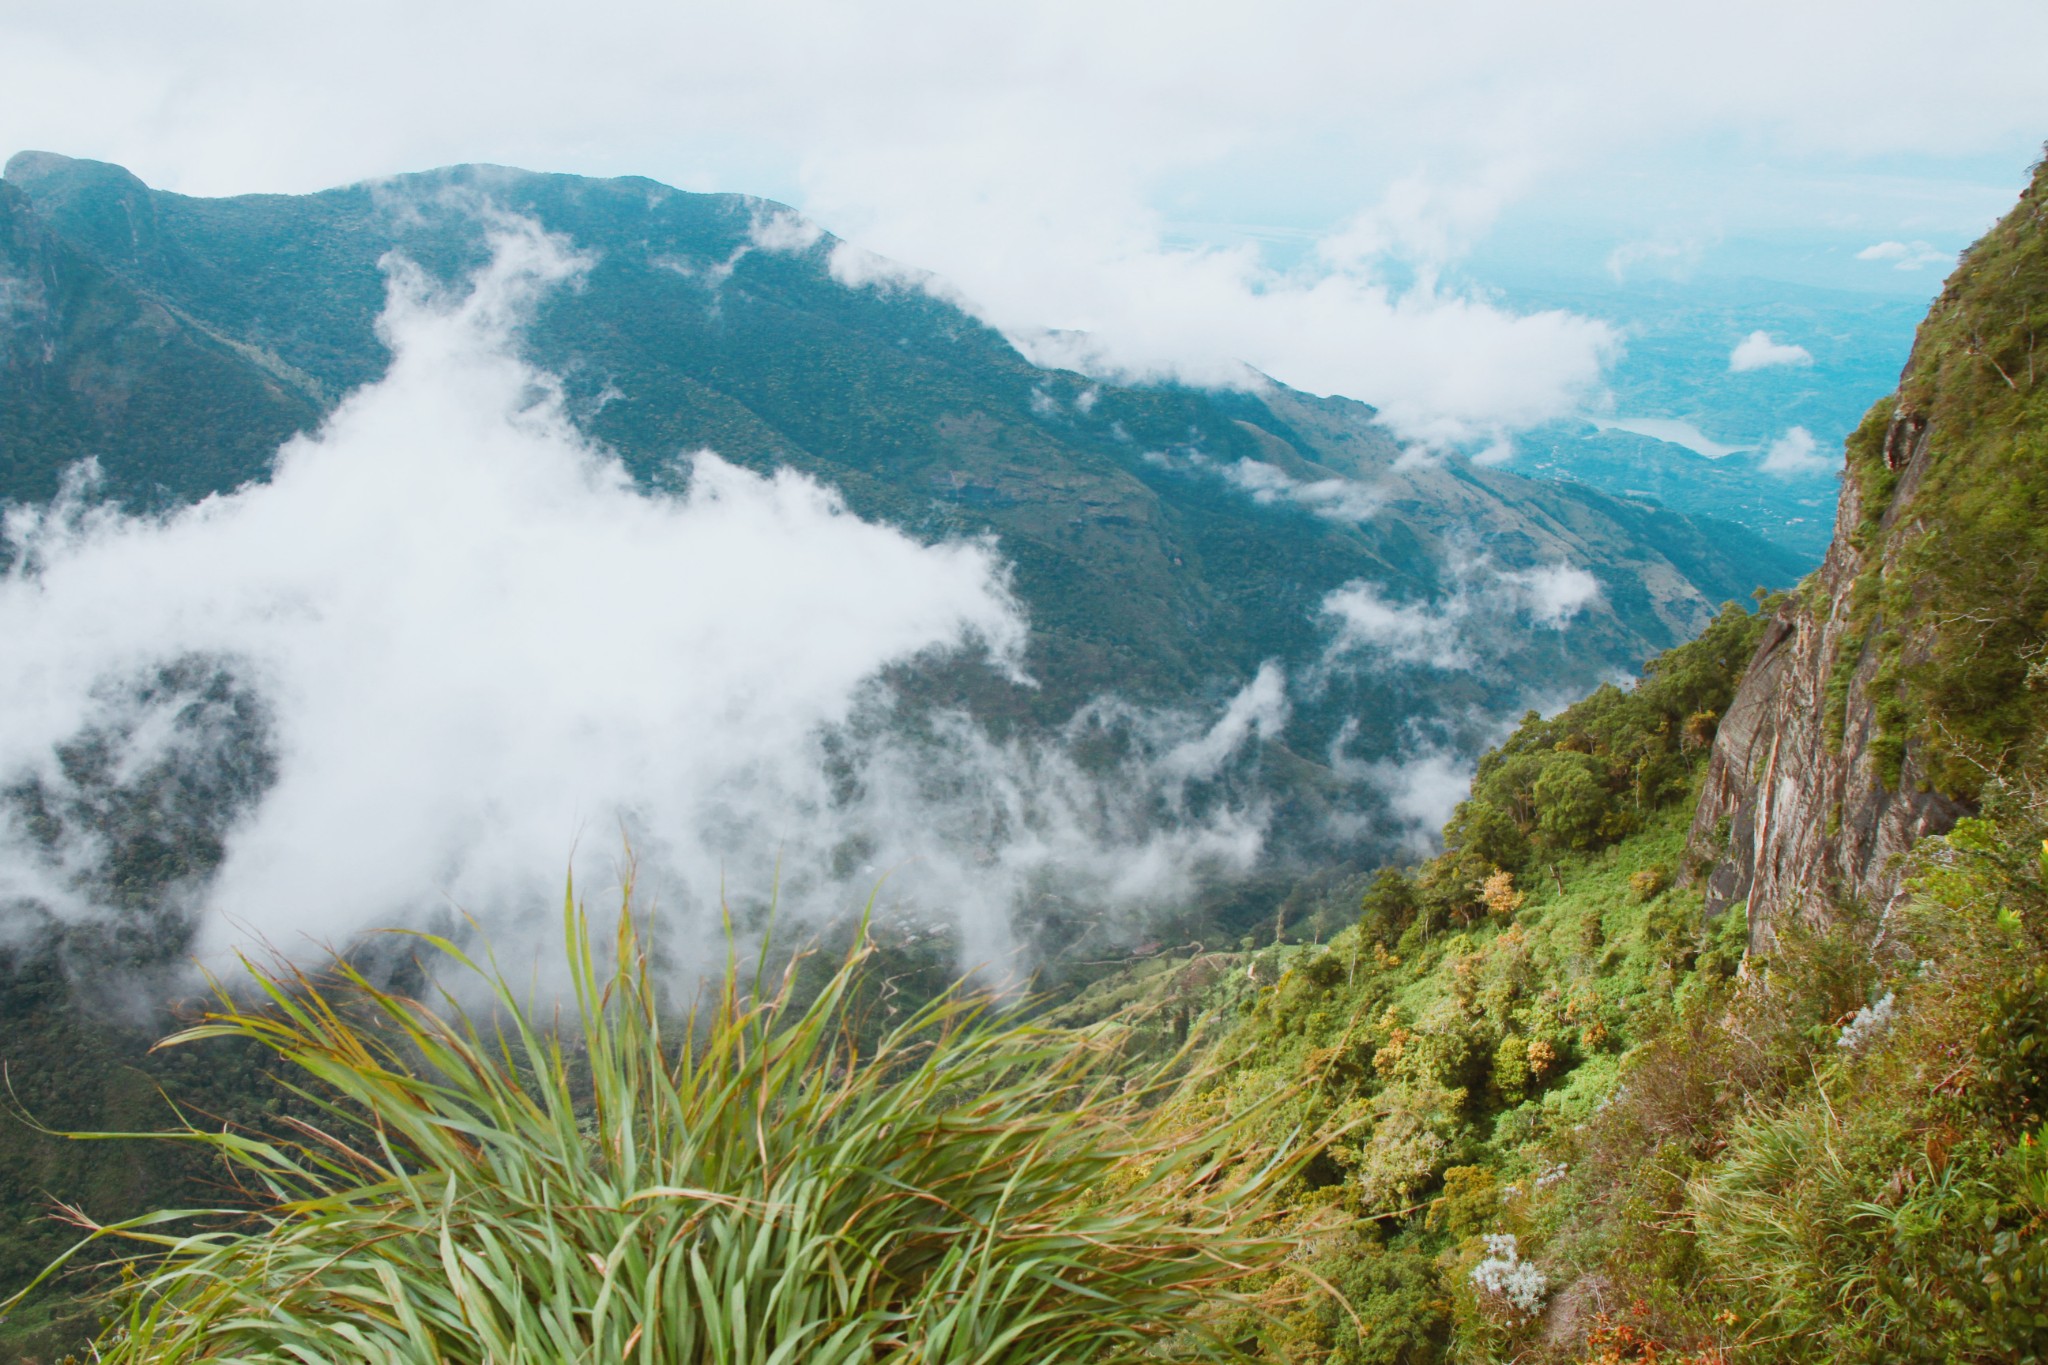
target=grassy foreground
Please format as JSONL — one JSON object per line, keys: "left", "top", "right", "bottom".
{"left": 10, "top": 896, "right": 1308, "bottom": 1364}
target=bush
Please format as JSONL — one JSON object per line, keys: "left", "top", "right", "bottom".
{"left": 1628, "top": 864, "right": 1671, "bottom": 902}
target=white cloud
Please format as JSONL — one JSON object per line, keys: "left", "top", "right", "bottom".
{"left": 944, "top": 220, "right": 1618, "bottom": 444}
{"left": 1321, "top": 583, "right": 1475, "bottom": 670}
{"left": 1326, "top": 721, "right": 1476, "bottom": 856}
{"left": 1319, "top": 556, "right": 1604, "bottom": 671}
{"left": 1216, "top": 459, "right": 1384, "bottom": 522}
{"left": 1470, "top": 435, "right": 1516, "bottom": 467}
{"left": 1370, "top": 749, "right": 1476, "bottom": 856}
{"left": 1856, "top": 240, "right": 1954, "bottom": 271}
{"left": 1605, "top": 235, "right": 1708, "bottom": 282}
{"left": 1502, "top": 563, "right": 1604, "bottom": 627}
{"left": 6, "top": 3, "right": 2040, "bottom": 443}
{"left": 1155, "top": 662, "right": 1289, "bottom": 781}
{"left": 0, "top": 225, "right": 1281, "bottom": 968}
{"left": 1587, "top": 416, "right": 1749, "bottom": 459}
{"left": 1142, "top": 447, "right": 1388, "bottom": 523}
{"left": 826, "top": 239, "right": 961, "bottom": 299}
{"left": 1729, "top": 330, "right": 1814, "bottom": 371}
{"left": 657, "top": 206, "right": 823, "bottom": 290}
{"left": 1758, "top": 425, "right": 1833, "bottom": 477}
{"left": 747, "top": 206, "right": 823, "bottom": 254}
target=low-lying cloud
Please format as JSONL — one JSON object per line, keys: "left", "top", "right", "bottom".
{"left": 0, "top": 223, "right": 1279, "bottom": 970}
{"left": 1133, "top": 444, "right": 1388, "bottom": 524}
{"left": 1215, "top": 459, "right": 1384, "bottom": 523}
{"left": 1856, "top": 240, "right": 1954, "bottom": 271}
{"left": 753, "top": 181, "right": 1618, "bottom": 448}
{"left": 1728, "top": 330, "right": 1813, "bottom": 372}
{"left": 1320, "top": 560, "right": 1603, "bottom": 671}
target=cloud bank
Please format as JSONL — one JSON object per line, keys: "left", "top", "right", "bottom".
{"left": 6, "top": 0, "right": 2043, "bottom": 452}
{"left": 0, "top": 223, "right": 1279, "bottom": 969}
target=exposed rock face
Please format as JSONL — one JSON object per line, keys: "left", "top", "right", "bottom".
{"left": 1687, "top": 406, "right": 1967, "bottom": 949}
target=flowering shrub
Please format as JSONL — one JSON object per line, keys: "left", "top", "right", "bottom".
{"left": 1836, "top": 990, "right": 1895, "bottom": 1050}
{"left": 1469, "top": 1232, "right": 1549, "bottom": 1325}
{"left": 1480, "top": 869, "right": 1526, "bottom": 919}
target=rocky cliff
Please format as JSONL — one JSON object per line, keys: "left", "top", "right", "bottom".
{"left": 1686, "top": 406, "right": 1969, "bottom": 945}
{"left": 1690, "top": 151, "right": 2048, "bottom": 946}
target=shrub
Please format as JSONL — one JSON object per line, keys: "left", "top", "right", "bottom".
{"left": 1478, "top": 869, "right": 1525, "bottom": 920}
{"left": 1449, "top": 800, "right": 1529, "bottom": 875}
{"left": 14, "top": 891, "right": 1305, "bottom": 1364}
{"left": 1628, "top": 864, "right": 1670, "bottom": 902}
{"left": 1359, "top": 867, "right": 1420, "bottom": 942}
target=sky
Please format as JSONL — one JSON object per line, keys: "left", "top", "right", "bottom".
{"left": 6, "top": 0, "right": 2047, "bottom": 442}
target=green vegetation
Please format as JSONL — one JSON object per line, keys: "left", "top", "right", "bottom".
{"left": 1834, "top": 152, "right": 2048, "bottom": 798}
{"left": 9, "top": 895, "right": 1306, "bottom": 1364}
{"left": 1052, "top": 592, "right": 2048, "bottom": 1362}
{"left": 1049, "top": 609, "right": 1767, "bottom": 1363}
{"left": 9, "top": 148, "right": 2048, "bottom": 1364}
{"left": 1444, "top": 599, "right": 1773, "bottom": 893}
{"left": 22, "top": 589, "right": 2048, "bottom": 1364}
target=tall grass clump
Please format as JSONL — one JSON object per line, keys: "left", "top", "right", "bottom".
{"left": 14, "top": 890, "right": 1304, "bottom": 1363}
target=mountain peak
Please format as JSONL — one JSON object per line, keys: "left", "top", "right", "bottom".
{"left": 2, "top": 150, "right": 164, "bottom": 267}
{"left": 3, "top": 149, "right": 146, "bottom": 195}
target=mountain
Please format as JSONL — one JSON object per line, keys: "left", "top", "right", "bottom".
{"left": 0, "top": 153, "right": 1820, "bottom": 1358}
{"left": 4, "top": 146, "right": 2044, "bottom": 1365}
{"left": 0, "top": 151, "right": 1800, "bottom": 754}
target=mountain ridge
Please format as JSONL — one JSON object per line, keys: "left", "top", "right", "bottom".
{"left": 0, "top": 151, "right": 1810, "bottom": 941}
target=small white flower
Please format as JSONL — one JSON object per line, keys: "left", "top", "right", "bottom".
{"left": 1837, "top": 992, "right": 1896, "bottom": 1051}
{"left": 1470, "top": 1232, "right": 1549, "bottom": 1319}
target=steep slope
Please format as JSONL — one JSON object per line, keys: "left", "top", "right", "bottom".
{"left": 0, "top": 177, "right": 320, "bottom": 507}
{"left": 1060, "top": 603, "right": 2048, "bottom": 1364}
{"left": 1689, "top": 153, "right": 2048, "bottom": 942}
{"left": 1036, "top": 150, "right": 2048, "bottom": 1365}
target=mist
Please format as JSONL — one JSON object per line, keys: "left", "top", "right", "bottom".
{"left": 0, "top": 220, "right": 1280, "bottom": 972}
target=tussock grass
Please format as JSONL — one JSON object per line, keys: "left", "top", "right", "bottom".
{"left": 15, "top": 890, "right": 1304, "bottom": 1363}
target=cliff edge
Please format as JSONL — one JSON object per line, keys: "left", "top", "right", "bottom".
{"left": 1690, "top": 151, "right": 2048, "bottom": 946}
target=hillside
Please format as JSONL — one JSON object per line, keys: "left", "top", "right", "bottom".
{"left": 1044, "top": 150, "right": 2048, "bottom": 1364}
{"left": 1691, "top": 153, "right": 2048, "bottom": 943}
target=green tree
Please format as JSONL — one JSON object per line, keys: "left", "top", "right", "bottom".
{"left": 1532, "top": 755, "right": 1609, "bottom": 851}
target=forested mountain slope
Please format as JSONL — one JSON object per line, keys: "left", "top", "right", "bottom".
{"left": 11, "top": 146, "right": 2004, "bottom": 1363}
{"left": 1051, "top": 149, "right": 2048, "bottom": 1365}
